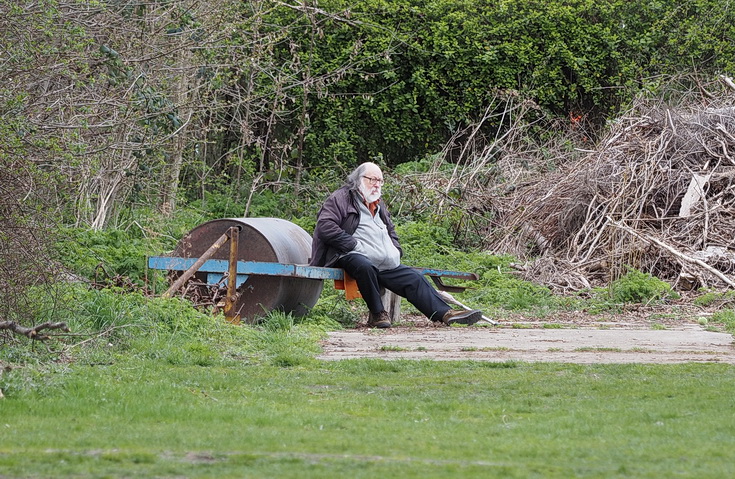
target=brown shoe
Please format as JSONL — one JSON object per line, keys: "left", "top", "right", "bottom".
{"left": 442, "top": 309, "right": 482, "bottom": 326}
{"left": 367, "top": 311, "right": 391, "bottom": 328}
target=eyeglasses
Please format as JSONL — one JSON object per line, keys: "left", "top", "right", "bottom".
{"left": 362, "top": 176, "right": 384, "bottom": 186}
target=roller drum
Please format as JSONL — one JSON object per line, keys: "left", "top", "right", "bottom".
{"left": 173, "top": 218, "right": 323, "bottom": 322}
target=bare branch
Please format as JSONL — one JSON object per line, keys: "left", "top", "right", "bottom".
{"left": 0, "top": 321, "right": 70, "bottom": 341}
{"left": 607, "top": 217, "right": 735, "bottom": 288}
{"left": 485, "top": 75, "right": 735, "bottom": 291}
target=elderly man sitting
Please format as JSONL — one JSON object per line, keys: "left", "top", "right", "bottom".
{"left": 310, "top": 162, "right": 482, "bottom": 328}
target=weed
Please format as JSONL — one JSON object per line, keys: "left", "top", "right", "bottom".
{"left": 251, "top": 312, "right": 325, "bottom": 367}
{"left": 585, "top": 296, "right": 624, "bottom": 315}
{"left": 394, "top": 221, "right": 454, "bottom": 266}
{"left": 711, "top": 309, "right": 735, "bottom": 334}
{"left": 608, "top": 268, "right": 677, "bottom": 304}
{"left": 476, "top": 360, "right": 520, "bottom": 368}
{"left": 260, "top": 311, "right": 295, "bottom": 332}
{"left": 379, "top": 345, "right": 407, "bottom": 352}
{"left": 473, "top": 322, "right": 495, "bottom": 328}
{"left": 55, "top": 227, "right": 162, "bottom": 287}
{"left": 694, "top": 289, "right": 735, "bottom": 308}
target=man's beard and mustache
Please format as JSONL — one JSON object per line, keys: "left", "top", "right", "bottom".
{"left": 360, "top": 182, "right": 381, "bottom": 203}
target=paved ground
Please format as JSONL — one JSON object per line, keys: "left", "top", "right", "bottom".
{"left": 318, "top": 309, "right": 735, "bottom": 364}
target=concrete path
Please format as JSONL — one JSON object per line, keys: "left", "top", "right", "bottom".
{"left": 319, "top": 326, "right": 735, "bottom": 363}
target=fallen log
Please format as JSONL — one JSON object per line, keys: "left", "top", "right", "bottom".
{"left": 0, "top": 321, "right": 70, "bottom": 341}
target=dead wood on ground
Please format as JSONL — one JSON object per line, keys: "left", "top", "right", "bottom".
{"left": 0, "top": 321, "right": 70, "bottom": 341}
{"left": 487, "top": 77, "right": 735, "bottom": 292}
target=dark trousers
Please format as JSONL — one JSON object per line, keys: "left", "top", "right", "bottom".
{"left": 337, "top": 254, "right": 451, "bottom": 321}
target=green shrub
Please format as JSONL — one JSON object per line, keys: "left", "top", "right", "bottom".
{"left": 609, "top": 269, "right": 676, "bottom": 304}
{"left": 471, "top": 267, "right": 556, "bottom": 311}
{"left": 395, "top": 221, "right": 455, "bottom": 266}
{"left": 56, "top": 228, "right": 156, "bottom": 285}
{"left": 694, "top": 289, "right": 735, "bottom": 308}
{"left": 271, "top": 0, "right": 735, "bottom": 167}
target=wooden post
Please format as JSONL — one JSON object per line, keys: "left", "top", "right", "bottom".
{"left": 223, "top": 227, "right": 241, "bottom": 324}
{"left": 381, "top": 289, "right": 401, "bottom": 323}
{"left": 162, "top": 231, "right": 230, "bottom": 298}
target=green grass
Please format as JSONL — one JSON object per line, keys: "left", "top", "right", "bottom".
{"left": 5, "top": 227, "right": 735, "bottom": 477}
{"left": 1, "top": 359, "right": 734, "bottom": 478}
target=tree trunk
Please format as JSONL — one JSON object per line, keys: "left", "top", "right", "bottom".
{"left": 161, "top": 46, "right": 195, "bottom": 216}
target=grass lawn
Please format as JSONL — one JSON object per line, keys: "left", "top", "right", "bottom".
{"left": 1, "top": 359, "right": 734, "bottom": 478}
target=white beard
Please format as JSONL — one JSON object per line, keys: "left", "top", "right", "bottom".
{"left": 360, "top": 183, "right": 381, "bottom": 203}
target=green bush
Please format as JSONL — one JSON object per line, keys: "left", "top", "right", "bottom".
{"left": 694, "top": 289, "right": 735, "bottom": 308}
{"left": 395, "top": 221, "right": 455, "bottom": 266}
{"left": 471, "top": 267, "right": 556, "bottom": 311}
{"left": 258, "top": 0, "right": 735, "bottom": 167}
{"left": 609, "top": 269, "right": 676, "bottom": 304}
{"left": 56, "top": 228, "right": 157, "bottom": 285}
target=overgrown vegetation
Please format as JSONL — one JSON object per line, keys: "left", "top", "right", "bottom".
{"left": 4, "top": 0, "right": 735, "bottom": 226}
{"left": 3, "top": 3, "right": 735, "bottom": 476}
{"left": 4, "top": 1, "right": 735, "bottom": 332}
{"left": 4, "top": 192, "right": 728, "bottom": 371}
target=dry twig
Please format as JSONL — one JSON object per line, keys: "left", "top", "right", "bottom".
{"left": 486, "top": 77, "right": 735, "bottom": 291}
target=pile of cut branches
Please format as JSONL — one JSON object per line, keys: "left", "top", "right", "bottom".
{"left": 488, "top": 76, "right": 735, "bottom": 292}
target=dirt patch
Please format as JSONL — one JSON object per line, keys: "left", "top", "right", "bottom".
{"left": 318, "top": 307, "right": 735, "bottom": 364}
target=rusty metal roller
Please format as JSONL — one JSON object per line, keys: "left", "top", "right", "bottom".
{"left": 173, "top": 218, "right": 323, "bottom": 322}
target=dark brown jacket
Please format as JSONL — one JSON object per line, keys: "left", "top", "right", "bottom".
{"left": 309, "top": 186, "right": 402, "bottom": 267}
